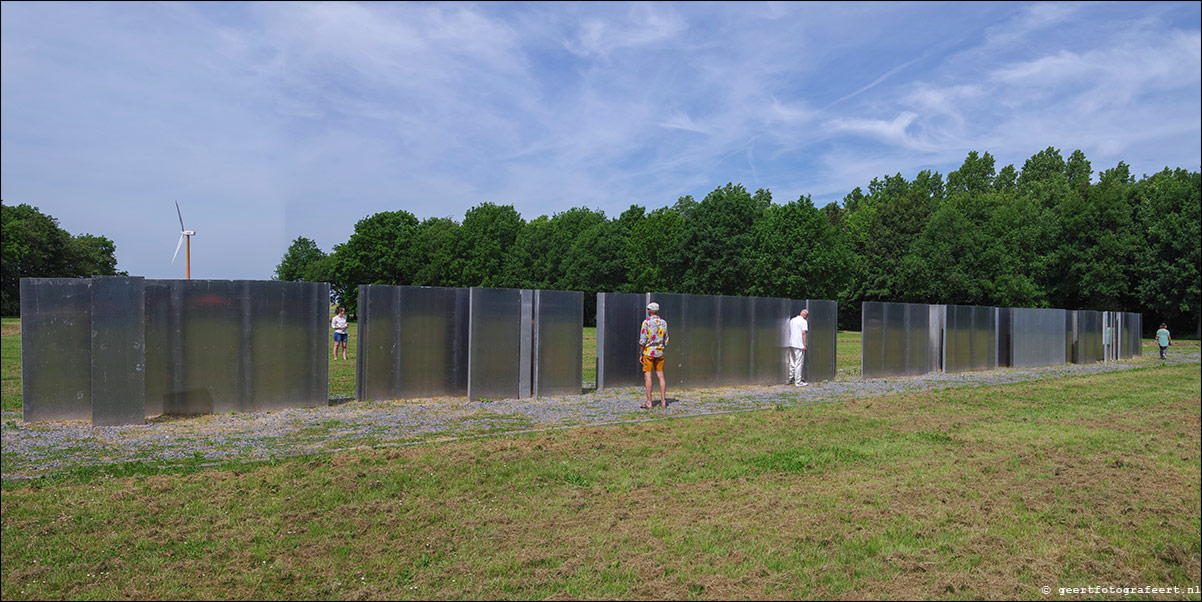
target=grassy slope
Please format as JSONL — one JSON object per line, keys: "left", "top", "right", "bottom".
{"left": 2, "top": 361, "right": 1199, "bottom": 600}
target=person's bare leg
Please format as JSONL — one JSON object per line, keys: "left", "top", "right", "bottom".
{"left": 643, "top": 371, "right": 653, "bottom": 408}
{"left": 657, "top": 371, "right": 667, "bottom": 406}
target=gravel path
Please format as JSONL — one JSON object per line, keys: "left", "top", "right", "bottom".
{"left": 3, "top": 352, "right": 1198, "bottom": 480}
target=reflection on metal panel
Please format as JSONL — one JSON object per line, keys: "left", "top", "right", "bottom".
{"left": 1075, "top": 310, "right": 1103, "bottom": 363}
{"left": 1010, "top": 308, "right": 1068, "bottom": 368}
{"left": 904, "top": 303, "right": 929, "bottom": 376}
{"left": 861, "top": 302, "right": 885, "bottom": 378}
{"left": 357, "top": 285, "right": 401, "bottom": 401}
{"left": 805, "top": 299, "right": 838, "bottom": 382}
{"left": 750, "top": 297, "right": 791, "bottom": 384}
{"left": 90, "top": 276, "right": 146, "bottom": 426}
{"left": 401, "top": 286, "right": 470, "bottom": 398}
{"left": 944, "top": 305, "right": 995, "bottom": 373}
{"left": 246, "top": 281, "right": 327, "bottom": 411}
{"left": 144, "top": 280, "right": 330, "bottom": 416}
{"left": 468, "top": 287, "right": 524, "bottom": 401}
{"left": 359, "top": 285, "right": 471, "bottom": 400}
{"left": 533, "top": 290, "right": 583, "bottom": 397}
{"left": 595, "top": 292, "right": 647, "bottom": 390}
{"left": 718, "top": 296, "right": 752, "bottom": 385}
{"left": 684, "top": 294, "right": 720, "bottom": 388}
{"left": 21, "top": 278, "right": 92, "bottom": 422}
{"left": 996, "top": 308, "right": 1012, "bottom": 368}
{"left": 928, "top": 305, "right": 945, "bottom": 373}
{"left": 862, "top": 301, "right": 933, "bottom": 378}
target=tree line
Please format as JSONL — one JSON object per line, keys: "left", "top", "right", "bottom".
{"left": 1, "top": 201, "right": 124, "bottom": 316}
{"left": 276, "top": 148, "right": 1199, "bottom": 335}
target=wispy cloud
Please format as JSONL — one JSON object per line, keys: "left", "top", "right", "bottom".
{"left": 2, "top": 1, "right": 1198, "bottom": 279}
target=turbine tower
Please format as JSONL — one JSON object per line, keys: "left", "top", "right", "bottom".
{"left": 172, "top": 201, "right": 196, "bottom": 279}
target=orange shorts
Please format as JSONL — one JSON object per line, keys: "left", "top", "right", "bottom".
{"left": 642, "top": 355, "right": 665, "bottom": 372}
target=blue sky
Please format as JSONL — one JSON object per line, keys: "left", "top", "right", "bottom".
{"left": 3, "top": 1, "right": 1199, "bottom": 280}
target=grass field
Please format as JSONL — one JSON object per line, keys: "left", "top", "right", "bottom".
{"left": 1, "top": 319, "right": 1200, "bottom": 599}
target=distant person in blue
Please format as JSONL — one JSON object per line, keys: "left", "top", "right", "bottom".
{"left": 1156, "top": 323, "right": 1172, "bottom": 360}
{"left": 331, "top": 306, "right": 349, "bottom": 361}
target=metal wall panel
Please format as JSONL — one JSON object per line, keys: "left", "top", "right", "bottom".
{"left": 718, "top": 296, "right": 753, "bottom": 385}
{"left": 862, "top": 301, "right": 931, "bottom": 379}
{"left": 595, "top": 292, "right": 648, "bottom": 390}
{"left": 929, "top": 304, "right": 946, "bottom": 373}
{"left": 468, "top": 287, "right": 525, "bottom": 401}
{"left": 683, "top": 294, "right": 720, "bottom": 388}
{"left": 945, "top": 304, "right": 996, "bottom": 373}
{"left": 904, "top": 303, "right": 930, "bottom": 376}
{"left": 246, "top": 281, "right": 328, "bottom": 411}
{"left": 750, "top": 297, "right": 792, "bottom": 384}
{"left": 402, "top": 286, "right": 470, "bottom": 398}
{"left": 1010, "top": 308, "right": 1068, "bottom": 368}
{"left": 1075, "top": 310, "right": 1103, "bottom": 364}
{"left": 356, "top": 285, "right": 402, "bottom": 401}
{"left": 996, "top": 308, "right": 1012, "bottom": 368}
{"left": 359, "top": 285, "right": 471, "bottom": 400}
{"left": 90, "top": 276, "right": 146, "bottom": 426}
{"left": 144, "top": 280, "right": 331, "bottom": 415}
{"left": 804, "top": 299, "right": 838, "bottom": 382}
{"left": 861, "top": 302, "right": 886, "bottom": 378}
{"left": 533, "top": 290, "right": 583, "bottom": 397}
{"left": 20, "top": 278, "right": 92, "bottom": 422}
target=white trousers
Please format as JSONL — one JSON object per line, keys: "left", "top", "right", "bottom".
{"left": 788, "top": 347, "right": 806, "bottom": 383}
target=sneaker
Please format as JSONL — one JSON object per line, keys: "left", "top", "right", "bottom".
{"left": 796, "top": 382, "right": 808, "bottom": 387}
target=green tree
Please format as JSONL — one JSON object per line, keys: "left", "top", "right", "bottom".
{"left": 1, "top": 201, "right": 122, "bottom": 315}
{"left": 454, "top": 203, "right": 524, "bottom": 288}
{"left": 274, "top": 237, "right": 327, "bottom": 281}
{"left": 1131, "top": 167, "right": 1201, "bottom": 335}
{"left": 624, "top": 204, "right": 681, "bottom": 292}
{"left": 750, "top": 195, "right": 851, "bottom": 300}
{"left": 674, "top": 184, "right": 770, "bottom": 295}
{"left": 329, "top": 210, "right": 420, "bottom": 315}
{"left": 410, "top": 217, "right": 461, "bottom": 287}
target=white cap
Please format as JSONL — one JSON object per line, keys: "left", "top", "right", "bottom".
{"left": 647, "top": 302, "right": 660, "bottom": 311}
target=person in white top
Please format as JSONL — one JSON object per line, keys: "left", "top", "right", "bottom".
{"left": 787, "top": 308, "right": 809, "bottom": 386}
{"left": 331, "top": 306, "right": 349, "bottom": 361}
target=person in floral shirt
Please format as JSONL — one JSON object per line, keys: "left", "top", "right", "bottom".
{"left": 639, "top": 302, "right": 669, "bottom": 409}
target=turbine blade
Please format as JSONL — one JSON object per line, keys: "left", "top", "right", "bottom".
{"left": 175, "top": 201, "right": 186, "bottom": 231}
{"left": 172, "top": 234, "right": 184, "bottom": 264}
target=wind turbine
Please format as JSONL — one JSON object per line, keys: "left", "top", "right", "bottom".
{"left": 172, "top": 201, "right": 196, "bottom": 279}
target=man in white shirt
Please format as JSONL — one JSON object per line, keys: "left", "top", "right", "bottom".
{"left": 787, "top": 308, "right": 809, "bottom": 386}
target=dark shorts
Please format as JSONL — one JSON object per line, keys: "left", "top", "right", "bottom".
{"left": 334, "top": 332, "right": 348, "bottom": 343}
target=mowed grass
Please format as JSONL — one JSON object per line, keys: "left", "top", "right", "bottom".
{"left": 2, "top": 362, "right": 1199, "bottom": 600}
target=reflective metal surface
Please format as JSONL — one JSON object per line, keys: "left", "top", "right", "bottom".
{"left": 246, "top": 280, "right": 328, "bottom": 411}
{"left": 1075, "top": 310, "right": 1103, "bottom": 363}
{"left": 749, "top": 297, "right": 791, "bottom": 384}
{"left": 861, "top": 302, "right": 885, "bottom": 378}
{"left": 1009, "top": 308, "right": 1067, "bottom": 368}
{"left": 533, "top": 290, "right": 584, "bottom": 397}
{"left": 468, "top": 287, "right": 526, "bottom": 401}
{"left": 943, "top": 305, "right": 996, "bottom": 373}
{"left": 21, "top": 278, "right": 92, "bottom": 422}
{"left": 595, "top": 292, "right": 648, "bottom": 390}
{"left": 804, "top": 299, "right": 838, "bottom": 382}
{"left": 357, "top": 285, "right": 472, "bottom": 401}
{"left": 90, "top": 276, "right": 146, "bottom": 425}
{"left": 861, "top": 301, "right": 931, "bottom": 378}
{"left": 145, "top": 280, "right": 330, "bottom": 415}
{"left": 718, "top": 296, "right": 752, "bottom": 385}
{"left": 599, "top": 292, "right": 808, "bottom": 390}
